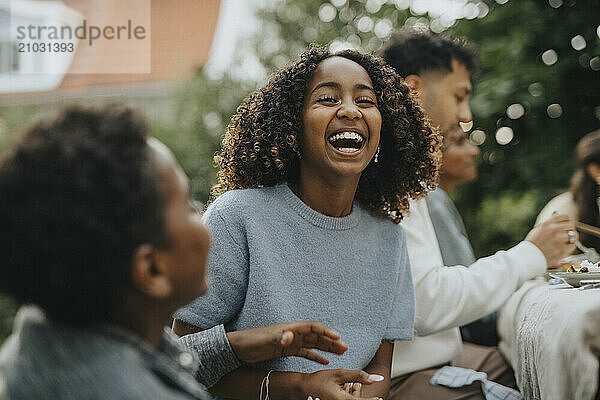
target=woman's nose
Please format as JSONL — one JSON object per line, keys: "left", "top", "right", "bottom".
{"left": 337, "top": 102, "right": 361, "bottom": 120}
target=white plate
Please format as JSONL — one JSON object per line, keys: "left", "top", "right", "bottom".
{"left": 548, "top": 272, "right": 600, "bottom": 288}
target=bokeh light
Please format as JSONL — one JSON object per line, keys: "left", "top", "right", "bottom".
{"left": 548, "top": 0, "right": 563, "bottom": 8}
{"left": 318, "top": 3, "right": 336, "bottom": 22}
{"left": 506, "top": 103, "right": 525, "bottom": 119}
{"left": 495, "top": 127, "right": 514, "bottom": 145}
{"left": 495, "top": 0, "right": 509, "bottom": 4}
{"left": 411, "top": 0, "right": 428, "bottom": 15}
{"left": 394, "top": 0, "right": 410, "bottom": 10}
{"left": 570, "top": 35, "right": 586, "bottom": 51}
{"left": 528, "top": 82, "right": 543, "bottom": 97}
{"left": 203, "top": 111, "right": 222, "bottom": 130}
{"left": 579, "top": 53, "right": 591, "bottom": 68}
{"left": 547, "top": 103, "right": 563, "bottom": 118}
{"left": 477, "top": 3, "right": 490, "bottom": 18}
{"left": 365, "top": 0, "right": 382, "bottom": 14}
{"left": 357, "top": 16, "right": 374, "bottom": 32}
{"left": 331, "top": 0, "right": 347, "bottom": 8}
{"left": 430, "top": 19, "right": 445, "bottom": 33}
{"left": 440, "top": 13, "right": 456, "bottom": 28}
{"left": 339, "top": 7, "right": 355, "bottom": 22}
{"left": 590, "top": 57, "right": 600, "bottom": 71}
{"left": 303, "top": 27, "right": 318, "bottom": 41}
{"left": 347, "top": 33, "right": 361, "bottom": 47}
{"left": 374, "top": 19, "right": 394, "bottom": 38}
{"left": 404, "top": 16, "right": 429, "bottom": 31}
{"left": 460, "top": 120, "right": 473, "bottom": 131}
{"left": 470, "top": 130, "right": 486, "bottom": 145}
{"left": 542, "top": 49, "right": 558, "bottom": 65}
{"left": 329, "top": 40, "right": 355, "bottom": 53}
{"left": 366, "top": 36, "right": 383, "bottom": 51}
{"left": 463, "top": 4, "right": 479, "bottom": 19}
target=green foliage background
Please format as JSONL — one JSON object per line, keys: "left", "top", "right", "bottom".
{"left": 0, "top": 0, "right": 598, "bottom": 339}
{"left": 253, "top": 0, "right": 600, "bottom": 256}
{"left": 156, "top": 0, "right": 600, "bottom": 256}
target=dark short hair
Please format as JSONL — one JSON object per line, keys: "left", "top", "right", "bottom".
{"left": 379, "top": 30, "right": 480, "bottom": 78}
{"left": 0, "top": 104, "right": 168, "bottom": 324}
{"left": 213, "top": 45, "right": 440, "bottom": 223}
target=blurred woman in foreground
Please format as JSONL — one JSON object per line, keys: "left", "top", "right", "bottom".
{"left": 0, "top": 105, "right": 354, "bottom": 400}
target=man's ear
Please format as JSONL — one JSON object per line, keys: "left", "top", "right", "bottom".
{"left": 404, "top": 74, "right": 425, "bottom": 93}
{"left": 130, "top": 244, "right": 173, "bottom": 299}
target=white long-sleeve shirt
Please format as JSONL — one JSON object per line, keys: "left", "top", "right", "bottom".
{"left": 391, "top": 198, "right": 546, "bottom": 377}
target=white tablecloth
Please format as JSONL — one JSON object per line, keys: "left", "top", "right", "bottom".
{"left": 498, "top": 279, "right": 600, "bottom": 400}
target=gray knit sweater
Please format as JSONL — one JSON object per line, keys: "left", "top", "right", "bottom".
{"left": 175, "top": 184, "right": 414, "bottom": 374}
{"left": 0, "top": 306, "right": 240, "bottom": 399}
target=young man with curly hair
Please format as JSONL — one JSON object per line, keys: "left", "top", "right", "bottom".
{"left": 380, "top": 31, "right": 577, "bottom": 399}
{"left": 0, "top": 105, "right": 364, "bottom": 399}
{"left": 173, "top": 47, "right": 440, "bottom": 399}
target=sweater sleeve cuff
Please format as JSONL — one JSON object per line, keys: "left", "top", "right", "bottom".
{"left": 178, "top": 324, "right": 242, "bottom": 388}
{"left": 511, "top": 241, "right": 547, "bottom": 285}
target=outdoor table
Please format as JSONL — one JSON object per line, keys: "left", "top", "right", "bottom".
{"left": 498, "top": 279, "right": 600, "bottom": 400}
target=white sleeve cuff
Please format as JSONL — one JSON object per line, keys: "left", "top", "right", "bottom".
{"left": 510, "top": 241, "right": 547, "bottom": 285}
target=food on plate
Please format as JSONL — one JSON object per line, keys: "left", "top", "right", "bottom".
{"left": 564, "top": 260, "right": 600, "bottom": 273}
{"left": 560, "top": 262, "right": 581, "bottom": 271}
{"left": 580, "top": 260, "right": 600, "bottom": 272}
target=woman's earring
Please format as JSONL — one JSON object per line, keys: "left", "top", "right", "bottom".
{"left": 374, "top": 146, "right": 380, "bottom": 163}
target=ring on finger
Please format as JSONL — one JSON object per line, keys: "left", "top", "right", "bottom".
{"left": 567, "top": 230, "right": 575, "bottom": 244}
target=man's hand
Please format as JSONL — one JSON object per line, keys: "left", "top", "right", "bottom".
{"left": 298, "top": 369, "right": 383, "bottom": 400}
{"left": 525, "top": 214, "right": 577, "bottom": 267}
{"left": 226, "top": 321, "right": 348, "bottom": 365}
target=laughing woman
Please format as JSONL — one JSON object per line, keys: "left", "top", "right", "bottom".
{"left": 173, "top": 47, "right": 440, "bottom": 400}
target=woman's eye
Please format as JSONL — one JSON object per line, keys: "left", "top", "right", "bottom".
{"left": 455, "top": 95, "right": 465, "bottom": 103}
{"left": 316, "top": 96, "right": 339, "bottom": 104}
{"left": 357, "top": 97, "right": 376, "bottom": 105}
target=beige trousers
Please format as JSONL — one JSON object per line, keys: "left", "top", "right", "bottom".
{"left": 388, "top": 343, "right": 517, "bottom": 400}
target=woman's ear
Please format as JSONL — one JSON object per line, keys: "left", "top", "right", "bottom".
{"left": 586, "top": 163, "right": 600, "bottom": 185}
{"left": 130, "top": 244, "right": 173, "bottom": 299}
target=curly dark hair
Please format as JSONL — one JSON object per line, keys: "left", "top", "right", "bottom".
{"left": 570, "top": 129, "right": 600, "bottom": 250}
{"left": 0, "top": 104, "right": 168, "bottom": 324}
{"left": 213, "top": 46, "right": 440, "bottom": 223}
{"left": 379, "top": 30, "right": 480, "bottom": 78}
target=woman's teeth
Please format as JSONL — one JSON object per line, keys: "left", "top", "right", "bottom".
{"left": 328, "top": 132, "right": 364, "bottom": 143}
{"left": 327, "top": 132, "right": 365, "bottom": 153}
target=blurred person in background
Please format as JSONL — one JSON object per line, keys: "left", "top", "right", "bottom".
{"left": 0, "top": 105, "right": 357, "bottom": 400}
{"left": 536, "top": 129, "right": 600, "bottom": 251}
{"left": 380, "top": 31, "right": 577, "bottom": 399}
